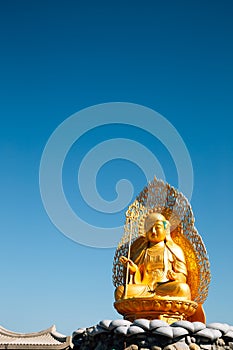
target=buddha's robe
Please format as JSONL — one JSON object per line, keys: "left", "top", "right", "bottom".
{"left": 115, "top": 236, "right": 191, "bottom": 300}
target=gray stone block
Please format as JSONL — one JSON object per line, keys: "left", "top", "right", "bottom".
{"left": 150, "top": 320, "right": 170, "bottom": 330}
{"left": 195, "top": 329, "right": 214, "bottom": 341}
{"left": 87, "top": 325, "right": 109, "bottom": 336}
{"left": 133, "top": 318, "right": 150, "bottom": 331}
{"left": 114, "top": 325, "right": 129, "bottom": 335}
{"left": 172, "top": 327, "right": 189, "bottom": 339}
{"left": 193, "top": 322, "right": 206, "bottom": 333}
{"left": 207, "top": 323, "right": 230, "bottom": 335}
{"left": 211, "top": 329, "right": 222, "bottom": 341}
{"left": 171, "top": 321, "right": 195, "bottom": 333}
{"left": 153, "top": 326, "right": 174, "bottom": 339}
{"left": 86, "top": 326, "right": 96, "bottom": 335}
{"left": 98, "top": 319, "right": 112, "bottom": 330}
{"left": 96, "top": 325, "right": 109, "bottom": 334}
{"left": 224, "top": 331, "right": 233, "bottom": 340}
{"left": 72, "top": 328, "right": 86, "bottom": 337}
{"left": 109, "top": 319, "right": 132, "bottom": 330}
{"left": 127, "top": 325, "right": 145, "bottom": 334}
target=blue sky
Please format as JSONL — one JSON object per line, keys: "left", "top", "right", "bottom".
{"left": 0, "top": 0, "right": 233, "bottom": 335}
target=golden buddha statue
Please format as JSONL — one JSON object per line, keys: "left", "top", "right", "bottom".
{"left": 115, "top": 213, "right": 191, "bottom": 301}
{"left": 113, "top": 177, "right": 211, "bottom": 323}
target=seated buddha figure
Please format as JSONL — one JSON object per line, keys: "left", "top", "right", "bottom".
{"left": 115, "top": 213, "right": 191, "bottom": 300}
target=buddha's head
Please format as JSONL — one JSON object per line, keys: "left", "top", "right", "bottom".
{"left": 144, "top": 213, "right": 170, "bottom": 244}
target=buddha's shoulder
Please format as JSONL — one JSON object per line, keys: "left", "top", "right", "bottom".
{"left": 166, "top": 240, "right": 185, "bottom": 262}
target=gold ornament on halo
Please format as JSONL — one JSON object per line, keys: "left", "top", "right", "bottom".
{"left": 113, "top": 177, "right": 211, "bottom": 323}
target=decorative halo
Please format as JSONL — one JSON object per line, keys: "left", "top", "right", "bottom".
{"left": 112, "top": 177, "right": 211, "bottom": 304}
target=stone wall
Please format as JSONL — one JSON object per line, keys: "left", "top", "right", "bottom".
{"left": 72, "top": 320, "right": 233, "bottom": 350}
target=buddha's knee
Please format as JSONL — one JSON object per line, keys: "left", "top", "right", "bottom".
{"left": 115, "top": 284, "right": 149, "bottom": 300}
{"left": 115, "top": 285, "right": 124, "bottom": 300}
{"left": 156, "top": 281, "right": 191, "bottom": 299}
{"left": 177, "top": 282, "right": 191, "bottom": 298}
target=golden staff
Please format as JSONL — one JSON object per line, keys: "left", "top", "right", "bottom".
{"left": 123, "top": 201, "right": 141, "bottom": 299}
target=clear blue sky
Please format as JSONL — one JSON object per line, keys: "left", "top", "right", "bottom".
{"left": 0, "top": 0, "right": 232, "bottom": 335}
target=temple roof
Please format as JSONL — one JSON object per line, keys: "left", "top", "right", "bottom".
{"left": 0, "top": 325, "right": 71, "bottom": 349}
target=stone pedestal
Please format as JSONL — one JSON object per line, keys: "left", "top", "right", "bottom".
{"left": 72, "top": 319, "right": 233, "bottom": 350}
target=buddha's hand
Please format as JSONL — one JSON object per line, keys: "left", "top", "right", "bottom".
{"left": 167, "top": 270, "right": 186, "bottom": 283}
{"left": 167, "top": 270, "right": 177, "bottom": 281}
{"left": 119, "top": 256, "right": 137, "bottom": 273}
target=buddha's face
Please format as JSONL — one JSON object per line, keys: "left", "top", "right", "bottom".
{"left": 146, "top": 220, "right": 166, "bottom": 244}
